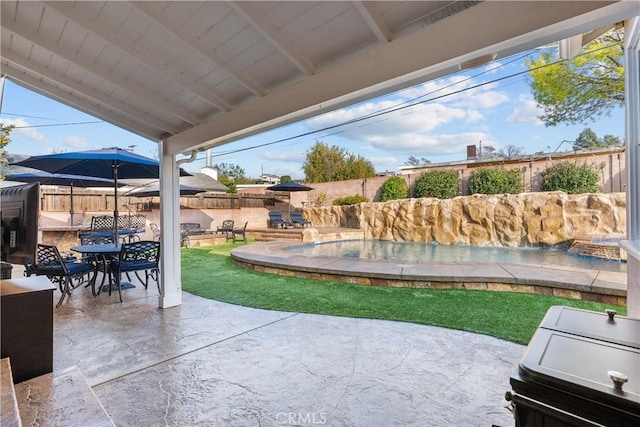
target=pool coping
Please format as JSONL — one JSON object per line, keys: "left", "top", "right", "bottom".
{"left": 230, "top": 241, "right": 628, "bottom": 305}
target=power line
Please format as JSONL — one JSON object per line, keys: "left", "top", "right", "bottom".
{"left": 205, "top": 41, "right": 621, "bottom": 162}
{"left": 9, "top": 120, "right": 104, "bottom": 128}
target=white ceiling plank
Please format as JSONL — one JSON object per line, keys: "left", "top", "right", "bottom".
{"left": 0, "top": 17, "right": 202, "bottom": 127}
{"left": 2, "top": 62, "right": 164, "bottom": 141}
{"left": 130, "top": 0, "right": 266, "bottom": 97}
{"left": 353, "top": 1, "right": 391, "bottom": 43}
{"left": 43, "top": 1, "right": 231, "bottom": 111}
{"left": 166, "top": 0, "right": 638, "bottom": 155}
{"left": 2, "top": 51, "right": 179, "bottom": 134}
{"left": 229, "top": 1, "right": 315, "bottom": 76}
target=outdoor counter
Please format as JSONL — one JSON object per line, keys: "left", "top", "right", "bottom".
{"left": 1, "top": 276, "right": 56, "bottom": 383}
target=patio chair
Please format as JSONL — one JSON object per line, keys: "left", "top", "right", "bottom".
{"left": 79, "top": 233, "right": 116, "bottom": 295}
{"left": 290, "top": 211, "right": 312, "bottom": 228}
{"left": 33, "top": 243, "right": 95, "bottom": 308}
{"left": 149, "top": 223, "right": 161, "bottom": 241}
{"left": 217, "top": 220, "right": 234, "bottom": 234}
{"left": 111, "top": 241, "right": 160, "bottom": 302}
{"left": 226, "top": 221, "right": 248, "bottom": 243}
{"left": 268, "top": 212, "right": 289, "bottom": 229}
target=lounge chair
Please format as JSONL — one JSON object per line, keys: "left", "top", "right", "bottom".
{"left": 268, "top": 212, "right": 289, "bottom": 229}
{"left": 290, "top": 211, "right": 312, "bottom": 228}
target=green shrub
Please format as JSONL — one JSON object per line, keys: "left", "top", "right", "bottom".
{"left": 333, "top": 195, "right": 369, "bottom": 205}
{"left": 541, "top": 162, "right": 600, "bottom": 194}
{"left": 468, "top": 167, "right": 524, "bottom": 195}
{"left": 379, "top": 176, "right": 409, "bottom": 202}
{"left": 414, "top": 170, "right": 459, "bottom": 199}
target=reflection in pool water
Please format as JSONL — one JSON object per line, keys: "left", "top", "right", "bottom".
{"left": 285, "top": 240, "right": 627, "bottom": 273}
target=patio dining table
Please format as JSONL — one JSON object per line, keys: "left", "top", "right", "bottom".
{"left": 70, "top": 243, "right": 132, "bottom": 295}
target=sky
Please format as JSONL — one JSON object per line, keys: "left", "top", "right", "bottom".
{"left": 0, "top": 47, "right": 625, "bottom": 181}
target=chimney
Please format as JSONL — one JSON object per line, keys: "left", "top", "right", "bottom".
{"left": 466, "top": 144, "right": 477, "bottom": 160}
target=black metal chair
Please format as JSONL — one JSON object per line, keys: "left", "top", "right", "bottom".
{"left": 216, "top": 220, "right": 234, "bottom": 234}
{"left": 33, "top": 244, "right": 95, "bottom": 308}
{"left": 110, "top": 241, "right": 160, "bottom": 302}
{"left": 226, "top": 221, "right": 248, "bottom": 243}
{"left": 79, "top": 233, "right": 116, "bottom": 295}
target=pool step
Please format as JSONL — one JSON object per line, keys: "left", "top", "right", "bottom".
{"left": 254, "top": 229, "right": 305, "bottom": 242}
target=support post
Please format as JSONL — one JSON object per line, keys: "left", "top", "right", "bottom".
{"left": 158, "top": 139, "right": 182, "bottom": 308}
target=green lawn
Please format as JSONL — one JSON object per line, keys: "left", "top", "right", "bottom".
{"left": 181, "top": 244, "right": 627, "bottom": 345}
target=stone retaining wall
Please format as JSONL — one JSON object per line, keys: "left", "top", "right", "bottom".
{"left": 304, "top": 191, "right": 626, "bottom": 247}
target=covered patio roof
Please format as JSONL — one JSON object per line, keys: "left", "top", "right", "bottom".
{"left": 1, "top": 1, "right": 636, "bottom": 156}
{"left": 2, "top": 1, "right": 639, "bottom": 312}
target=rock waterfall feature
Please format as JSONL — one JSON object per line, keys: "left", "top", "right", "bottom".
{"left": 304, "top": 192, "right": 626, "bottom": 247}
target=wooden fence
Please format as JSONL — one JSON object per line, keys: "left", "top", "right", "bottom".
{"left": 40, "top": 190, "right": 274, "bottom": 213}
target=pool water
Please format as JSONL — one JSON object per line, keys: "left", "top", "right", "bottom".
{"left": 285, "top": 240, "right": 627, "bottom": 273}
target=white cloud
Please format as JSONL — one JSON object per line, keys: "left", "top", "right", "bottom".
{"left": 260, "top": 150, "right": 306, "bottom": 163}
{"left": 63, "top": 135, "right": 91, "bottom": 149}
{"left": 2, "top": 117, "right": 45, "bottom": 141}
{"left": 506, "top": 95, "right": 544, "bottom": 125}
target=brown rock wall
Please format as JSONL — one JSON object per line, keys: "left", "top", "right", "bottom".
{"left": 304, "top": 192, "right": 626, "bottom": 247}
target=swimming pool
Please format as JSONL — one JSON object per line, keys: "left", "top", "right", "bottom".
{"left": 284, "top": 240, "right": 627, "bottom": 273}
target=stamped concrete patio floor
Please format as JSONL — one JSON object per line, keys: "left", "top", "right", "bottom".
{"left": 44, "top": 281, "right": 524, "bottom": 427}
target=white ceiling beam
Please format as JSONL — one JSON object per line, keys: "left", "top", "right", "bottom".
{"left": 2, "top": 62, "right": 164, "bottom": 140}
{"left": 1, "top": 17, "right": 201, "bottom": 127}
{"left": 353, "top": 1, "right": 391, "bottom": 43}
{"left": 130, "top": 1, "right": 266, "bottom": 96}
{"left": 2, "top": 52, "right": 179, "bottom": 134}
{"left": 43, "top": 1, "right": 231, "bottom": 111}
{"left": 166, "top": 0, "right": 638, "bottom": 155}
{"left": 229, "top": 1, "right": 315, "bottom": 76}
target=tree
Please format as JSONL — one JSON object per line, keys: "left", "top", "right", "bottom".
{"left": 215, "top": 162, "right": 252, "bottom": 193}
{"left": 280, "top": 175, "right": 292, "bottom": 183}
{"left": 498, "top": 145, "right": 525, "bottom": 159}
{"left": 603, "top": 134, "right": 623, "bottom": 147}
{"left": 303, "top": 141, "right": 376, "bottom": 183}
{"left": 574, "top": 128, "right": 623, "bottom": 150}
{"left": 0, "top": 123, "right": 14, "bottom": 169}
{"left": 479, "top": 144, "right": 498, "bottom": 159}
{"left": 404, "top": 156, "right": 431, "bottom": 166}
{"left": 526, "top": 29, "right": 624, "bottom": 126}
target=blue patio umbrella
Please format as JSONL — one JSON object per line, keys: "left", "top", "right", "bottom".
{"left": 11, "top": 147, "right": 190, "bottom": 236}
{"left": 4, "top": 171, "right": 125, "bottom": 225}
{"left": 266, "top": 181, "right": 313, "bottom": 215}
